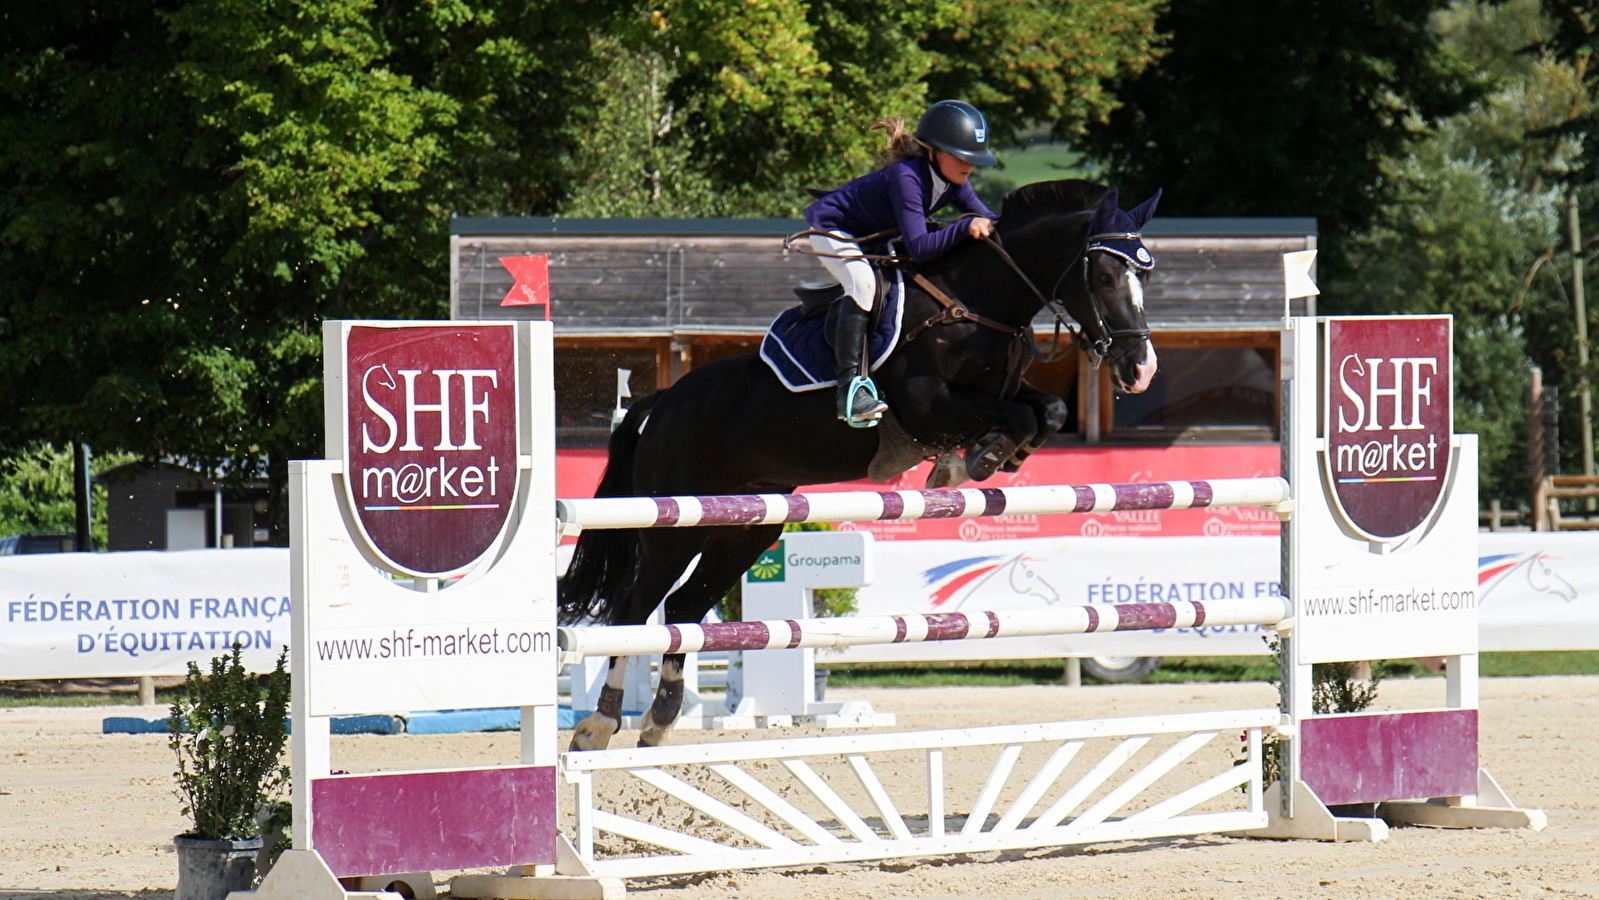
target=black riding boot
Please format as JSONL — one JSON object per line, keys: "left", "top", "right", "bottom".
{"left": 834, "top": 300, "right": 888, "bottom": 426}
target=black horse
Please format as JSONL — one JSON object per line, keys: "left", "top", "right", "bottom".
{"left": 560, "top": 179, "right": 1162, "bottom": 750}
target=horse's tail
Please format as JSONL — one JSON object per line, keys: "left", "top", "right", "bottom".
{"left": 557, "top": 393, "right": 660, "bottom": 626}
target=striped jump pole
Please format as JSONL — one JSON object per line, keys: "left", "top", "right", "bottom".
{"left": 556, "top": 476, "right": 1291, "bottom": 530}
{"left": 558, "top": 597, "right": 1290, "bottom": 658}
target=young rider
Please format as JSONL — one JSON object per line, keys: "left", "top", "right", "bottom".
{"left": 805, "top": 99, "right": 1000, "bottom": 427}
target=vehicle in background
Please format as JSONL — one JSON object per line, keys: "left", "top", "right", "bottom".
{"left": 0, "top": 532, "right": 78, "bottom": 554}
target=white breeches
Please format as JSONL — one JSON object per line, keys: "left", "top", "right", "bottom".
{"left": 809, "top": 233, "right": 876, "bottom": 311}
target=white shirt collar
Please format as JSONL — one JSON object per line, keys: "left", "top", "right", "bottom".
{"left": 928, "top": 162, "right": 949, "bottom": 207}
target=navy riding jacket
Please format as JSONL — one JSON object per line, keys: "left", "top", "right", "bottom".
{"left": 805, "top": 157, "right": 997, "bottom": 263}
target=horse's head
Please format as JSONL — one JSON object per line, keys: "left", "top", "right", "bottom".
{"left": 1081, "top": 188, "right": 1161, "bottom": 394}
{"left": 993, "top": 180, "right": 1161, "bottom": 394}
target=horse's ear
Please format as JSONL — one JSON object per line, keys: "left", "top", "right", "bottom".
{"left": 1128, "top": 188, "right": 1163, "bottom": 229}
{"left": 1090, "top": 188, "right": 1120, "bottom": 232}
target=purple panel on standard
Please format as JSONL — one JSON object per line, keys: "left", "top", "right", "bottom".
{"left": 1112, "top": 602, "right": 1179, "bottom": 631}
{"left": 700, "top": 621, "right": 773, "bottom": 652}
{"left": 1114, "top": 482, "right": 1175, "bottom": 511}
{"left": 311, "top": 766, "right": 556, "bottom": 877}
{"left": 1300, "top": 709, "right": 1478, "bottom": 805}
{"left": 698, "top": 495, "right": 769, "bottom": 526}
{"left": 920, "top": 491, "right": 967, "bottom": 519}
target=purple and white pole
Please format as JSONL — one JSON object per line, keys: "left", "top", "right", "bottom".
{"left": 555, "top": 477, "right": 1290, "bottom": 530}
{"left": 558, "top": 597, "right": 1291, "bottom": 658}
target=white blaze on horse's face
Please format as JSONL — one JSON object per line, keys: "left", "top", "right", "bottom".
{"left": 1131, "top": 339, "right": 1158, "bottom": 394}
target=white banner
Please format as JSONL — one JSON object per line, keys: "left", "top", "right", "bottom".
{"left": 829, "top": 536, "right": 1284, "bottom": 663}
{"left": 1478, "top": 532, "right": 1599, "bottom": 651}
{"left": 830, "top": 532, "right": 1599, "bottom": 662}
{"left": 1, "top": 549, "right": 290, "bottom": 679}
{"left": 5, "top": 531, "right": 1598, "bottom": 680}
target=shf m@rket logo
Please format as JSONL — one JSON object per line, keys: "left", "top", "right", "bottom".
{"left": 1324, "top": 316, "right": 1452, "bottom": 541}
{"left": 344, "top": 324, "right": 518, "bottom": 576}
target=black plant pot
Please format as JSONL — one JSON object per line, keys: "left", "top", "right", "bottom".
{"left": 174, "top": 835, "right": 262, "bottom": 900}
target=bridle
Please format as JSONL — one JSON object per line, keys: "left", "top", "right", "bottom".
{"left": 981, "top": 230, "right": 1153, "bottom": 366}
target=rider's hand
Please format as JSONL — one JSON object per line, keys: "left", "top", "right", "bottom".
{"left": 968, "top": 217, "right": 995, "bottom": 240}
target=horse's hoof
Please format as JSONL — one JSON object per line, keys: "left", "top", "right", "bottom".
{"left": 965, "top": 431, "right": 1019, "bottom": 482}
{"left": 925, "top": 454, "right": 971, "bottom": 489}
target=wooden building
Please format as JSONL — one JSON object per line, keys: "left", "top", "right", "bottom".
{"left": 450, "top": 217, "right": 1316, "bottom": 449}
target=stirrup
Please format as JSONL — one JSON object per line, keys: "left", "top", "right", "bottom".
{"left": 843, "top": 375, "right": 887, "bottom": 428}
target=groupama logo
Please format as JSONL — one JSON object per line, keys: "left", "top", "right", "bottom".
{"left": 1324, "top": 316, "right": 1452, "bottom": 541}
{"left": 343, "top": 324, "right": 519, "bottom": 576}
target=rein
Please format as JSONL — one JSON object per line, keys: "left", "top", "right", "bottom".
{"left": 785, "top": 221, "right": 1153, "bottom": 367}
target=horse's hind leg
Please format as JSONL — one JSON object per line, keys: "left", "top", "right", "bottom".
{"left": 570, "top": 657, "right": 630, "bottom": 751}
{"left": 638, "top": 524, "right": 784, "bottom": 748}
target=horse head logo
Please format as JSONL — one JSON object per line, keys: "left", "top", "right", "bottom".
{"left": 923, "top": 554, "right": 1060, "bottom": 610}
{"left": 1478, "top": 552, "right": 1577, "bottom": 604}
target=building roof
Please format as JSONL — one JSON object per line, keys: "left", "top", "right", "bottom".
{"left": 450, "top": 217, "right": 1318, "bottom": 334}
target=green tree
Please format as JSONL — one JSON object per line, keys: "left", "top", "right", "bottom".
{"left": 0, "top": 1, "right": 588, "bottom": 538}
{"left": 1079, "top": 0, "right": 1480, "bottom": 267}
{"left": 1329, "top": 0, "right": 1590, "bottom": 506}
{"left": 557, "top": 0, "right": 1165, "bottom": 216}
{"left": 0, "top": 444, "right": 135, "bottom": 547}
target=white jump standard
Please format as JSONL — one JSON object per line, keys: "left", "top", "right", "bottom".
{"left": 242, "top": 315, "right": 1545, "bottom": 900}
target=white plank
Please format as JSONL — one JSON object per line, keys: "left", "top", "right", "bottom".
{"left": 1029, "top": 736, "right": 1150, "bottom": 830}
{"left": 847, "top": 754, "right": 912, "bottom": 840}
{"left": 1067, "top": 731, "right": 1219, "bottom": 831}
{"left": 782, "top": 758, "right": 881, "bottom": 843}
{"left": 992, "top": 741, "right": 1084, "bottom": 833}
{"left": 707, "top": 762, "right": 841, "bottom": 846}
{"left": 562, "top": 709, "right": 1277, "bottom": 772}
{"left": 961, "top": 744, "right": 1023, "bottom": 837}
{"left": 1123, "top": 760, "right": 1254, "bottom": 824}
{"left": 628, "top": 767, "right": 799, "bottom": 849}
{"left": 590, "top": 809, "right": 731, "bottom": 856}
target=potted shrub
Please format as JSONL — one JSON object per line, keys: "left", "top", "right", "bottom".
{"left": 168, "top": 644, "right": 290, "bottom": 900}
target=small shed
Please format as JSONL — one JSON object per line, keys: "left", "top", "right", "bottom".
{"left": 449, "top": 217, "right": 1316, "bottom": 446}
{"left": 99, "top": 462, "right": 273, "bottom": 552}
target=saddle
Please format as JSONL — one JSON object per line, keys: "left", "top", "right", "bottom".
{"left": 788, "top": 266, "right": 894, "bottom": 348}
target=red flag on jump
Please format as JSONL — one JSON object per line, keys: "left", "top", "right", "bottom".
{"left": 499, "top": 255, "right": 551, "bottom": 319}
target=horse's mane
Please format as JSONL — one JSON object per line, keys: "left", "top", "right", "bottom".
{"left": 1000, "top": 179, "right": 1112, "bottom": 226}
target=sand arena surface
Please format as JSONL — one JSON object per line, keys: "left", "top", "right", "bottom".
{"left": 1, "top": 676, "right": 1594, "bottom": 900}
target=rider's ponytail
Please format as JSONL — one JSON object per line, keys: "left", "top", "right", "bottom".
{"left": 871, "top": 117, "right": 928, "bottom": 169}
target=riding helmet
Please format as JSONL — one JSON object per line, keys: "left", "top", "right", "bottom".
{"left": 915, "top": 100, "right": 998, "bottom": 167}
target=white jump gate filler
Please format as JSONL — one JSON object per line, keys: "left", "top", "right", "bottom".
{"left": 238, "top": 315, "right": 1545, "bottom": 900}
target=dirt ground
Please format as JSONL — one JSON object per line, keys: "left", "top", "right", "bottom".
{"left": 1, "top": 676, "right": 1595, "bottom": 900}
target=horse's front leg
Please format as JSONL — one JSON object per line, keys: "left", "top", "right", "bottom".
{"left": 1000, "top": 380, "right": 1068, "bottom": 473}
{"left": 570, "top": 657, "right": 627, "bottom": 751}
{"left": 638, "top": 652, "right": 687, "bottom": 747}
{"left": 900, "top": 384, "right": 1041, "bottom": 483}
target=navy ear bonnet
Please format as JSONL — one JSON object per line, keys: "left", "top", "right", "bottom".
{"left": 1087, "top": 188, "right": 1162, "bottom": 271}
